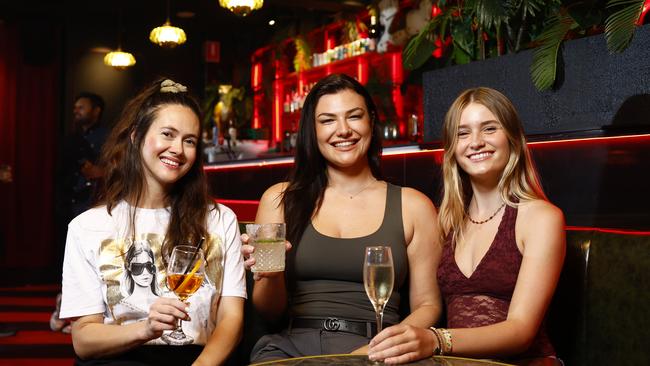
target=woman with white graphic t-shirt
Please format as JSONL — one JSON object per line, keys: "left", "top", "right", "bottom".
{"left": 60, "top": 78, "right": 246, "bottom": 365}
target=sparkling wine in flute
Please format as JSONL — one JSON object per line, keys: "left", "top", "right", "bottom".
{"left": 364, "top": 264, "right": 394, "bottom": 310}
{"left": 363, "top": 246, "right": 394, "bottom": 336}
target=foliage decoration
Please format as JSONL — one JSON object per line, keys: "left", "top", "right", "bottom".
{"left": 403, "top": 0, "right": 647, "bottom": 91}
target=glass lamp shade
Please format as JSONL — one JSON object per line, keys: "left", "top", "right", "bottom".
{"left": 219, "top": 0, "right": 263, "bottom": 16}
{"left": 149, "top": 21, "right": 187, "bottom": 47}
{"left": 103, "top": 50, "right": 136, "bottom": 69}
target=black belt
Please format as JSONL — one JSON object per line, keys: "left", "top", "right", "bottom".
{"left": 289, "top": 317, "right": 376, "bottom": 338}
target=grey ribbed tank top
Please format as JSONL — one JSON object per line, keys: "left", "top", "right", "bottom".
{"left": 289, "top": 183, "right": 407, "bottom": 325}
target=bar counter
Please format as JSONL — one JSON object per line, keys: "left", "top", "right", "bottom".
{"left": 208, "top": 132, "right": 650, "bottom": 229}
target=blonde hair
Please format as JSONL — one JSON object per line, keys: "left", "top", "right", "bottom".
{"left": 438, "top": 87, "right": 546, "bottom": 245}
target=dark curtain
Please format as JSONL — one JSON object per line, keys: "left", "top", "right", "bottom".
{"left": 0, "top": 22, "right": 59, "bottom": 270}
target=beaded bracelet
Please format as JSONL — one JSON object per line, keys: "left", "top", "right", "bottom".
{"left": 439, "top": 328, "right": 453, "bottom": 354}
{"left": 429, "top": 327, "right": 444, "bottom": 355}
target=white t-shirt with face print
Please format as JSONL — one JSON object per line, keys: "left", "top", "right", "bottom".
{"left": 60, "top": 201, "right": 247, "bottom": 345}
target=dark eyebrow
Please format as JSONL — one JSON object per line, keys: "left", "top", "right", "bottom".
{"left": 161, "top": 126, "right": 198, "bottom": 139}
{"left": 316, "top": 107, "right": 365, "bottom": 118}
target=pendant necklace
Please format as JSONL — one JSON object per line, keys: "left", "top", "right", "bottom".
{"left": 466, "top": 202, "right": 506, "bottom": 225}
{"left": 341, "top": 179, "right": 376, "bottom": 199}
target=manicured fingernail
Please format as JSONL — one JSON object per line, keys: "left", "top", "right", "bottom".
{"left": 185, "top": 307, "right": 190, "bottom": 312}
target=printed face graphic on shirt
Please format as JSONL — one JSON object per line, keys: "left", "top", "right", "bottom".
{"left": 125, "top": 243, "right": 158, "bottom": 292}
{"left": 97, "top": 233, "right": 225, "bottom": 319}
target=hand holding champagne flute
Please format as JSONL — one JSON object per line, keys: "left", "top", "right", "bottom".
{"left": 162, "top": 245, "right": 205, "bottom": 345}
{"left": 364, "top": 246, "right": 394, "bottom": 336}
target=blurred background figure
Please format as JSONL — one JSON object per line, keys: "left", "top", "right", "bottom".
{"left": 62, "top": 92, "right": 107, "bottom": 218}
{"left": 51, "top": 92, "right": 108, "bottom": 333}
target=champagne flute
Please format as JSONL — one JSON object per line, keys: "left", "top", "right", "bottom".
{"left": 363, "top": 246, "right": 394, "bottom": 336}
{"left": 161, "top": 245, "right": 205, "bottom": 345}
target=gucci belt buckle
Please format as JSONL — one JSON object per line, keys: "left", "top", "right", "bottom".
{"left": 323, "top": 317, "right": 341, "bottom": 331}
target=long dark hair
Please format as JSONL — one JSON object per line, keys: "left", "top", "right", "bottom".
{"left": 123, "top": 241, "right": 160, "bottom": 296}
{"left": 97, "top": 78, "right": 214, "bottom": 263}
{"left": 282, "top": 73, "right": 383, "bottom": 248}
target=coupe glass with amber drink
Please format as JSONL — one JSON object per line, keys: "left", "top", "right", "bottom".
{"left": 161, "top": 245, "right": 205, "bottom": 345}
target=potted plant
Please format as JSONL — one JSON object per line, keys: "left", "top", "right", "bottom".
{"left": 402, "top": 0, "right": 648, "bottom": 90}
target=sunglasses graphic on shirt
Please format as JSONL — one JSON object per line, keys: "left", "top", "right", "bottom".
{"left": 129, "top": 262, "right": 156, "bottom": 275}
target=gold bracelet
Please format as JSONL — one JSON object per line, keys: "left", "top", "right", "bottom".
{"left": 439, "top": 328, "right": 453, "bottom": 354}
{"left": 429, "top": 327, "right": 443, "bottom": 356}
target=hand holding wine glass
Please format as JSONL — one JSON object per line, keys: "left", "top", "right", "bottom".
{"left": 364, "top": 246, "right": 394, "bottom": 336}
{"left": 161, "top": 245, "right": 205, "bottom": 345}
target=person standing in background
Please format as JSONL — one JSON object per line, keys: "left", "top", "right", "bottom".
{"left": 62, "top": 92, "right": 108, "bottom": 219}
{"left": 51, "top": 92, "right": 108, "bottom": 332}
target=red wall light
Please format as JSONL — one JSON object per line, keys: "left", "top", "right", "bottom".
{"left": 252, "top": 63, "right": 262, "bottom": 90}
{"left": 273, "top": 80, "right": 283, "bottom": 144}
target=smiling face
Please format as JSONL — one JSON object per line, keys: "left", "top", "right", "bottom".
{"left": 314, "top": 89, "right": 373, "bottom": 170}
{"left": 140, "top": 104, "right": 200, "bottom": 194}
{"left": 454, "top": 102, "right": 511, "bottom": 182}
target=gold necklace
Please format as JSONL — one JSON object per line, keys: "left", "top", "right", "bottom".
{"left": 339, "top": 179, "right": 377, "bottom": 199}
{"left": 466, "top": 202, "right": 506, "bottom": 225}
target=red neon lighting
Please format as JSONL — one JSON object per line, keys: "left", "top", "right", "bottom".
{"left": 357, "top": 57, "right": 369, "bottom": 84}
{"left": 390, "top": 52, "right": 403, "bottom": 83}
{"left": 326, "top": 37, "right": 335, "bottom": 50}
{"left": 638, "top": 0, "right": 650, "bottom": 24}
{"left": 204, "top": 157, "right": 294, "bottom": 171}
{"left": 528, "top": 133, "right": 650, "bottom": 147}
{"left": 566, "top": 226, "right": 650, "bottom": 236}
{"left": 252, "top": 63, "right": 262, "bottom": 89}
{"left": 253, "top": 111, "right": 260, "bottom": 129}
{"left": 393, "top": 86, "right": 405, "bottom": 135}
{"left": 273, "top": 80, "right": 282, "bottom": 143}
{"left": 216, "top": 199, "right": 260, "bottom": 205}
{"left": 298, "top": 74, "right": 305, "bottom": 94}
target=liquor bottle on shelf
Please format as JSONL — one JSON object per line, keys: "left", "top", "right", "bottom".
{"left": 408, "top": 114, "right": 421, "bottom": 142}
{"left": 369, "top": 15, "right": 383, "bottom": 41}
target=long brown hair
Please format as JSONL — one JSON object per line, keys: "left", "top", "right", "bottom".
{"left": 97, "top": 78, "right": 213, "bottom": 263}
{"left": 282, "top": 74, "right": 383, "bottom": 248}
{"left": 439, "top": 87, "right": 546, "bottom": 245}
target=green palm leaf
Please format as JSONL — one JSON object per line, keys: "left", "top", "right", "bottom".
{"left": 471, "top": 0, "right": 508, "bottom": 28}
{"left": 403, "top": 22, "right": 438, "bottom": 70}
{"left": 605, "top": 0, "right": 645, "bottom": 52}
{"left": 403, "top": 7, "right": 457, "bottom": 70}
{"left": 519, "top": 0, "right": 546, "bottom": 17}
{"left": 530, "top": 13, "right": 576, "bottom": 90}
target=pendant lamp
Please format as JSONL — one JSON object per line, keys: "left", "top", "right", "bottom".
{"left": 150, "top": 0, "right": 187, "bottom": 47}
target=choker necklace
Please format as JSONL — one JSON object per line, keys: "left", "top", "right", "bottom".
{"left": 339, "top": 179, "right": 377, "bottom": 199}
{"left": 467, "top": 202, "right": 506, "bottom": 225}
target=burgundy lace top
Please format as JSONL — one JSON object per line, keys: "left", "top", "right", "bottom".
{"left": 437, "top": 203, "right": 555, "bottom": 360}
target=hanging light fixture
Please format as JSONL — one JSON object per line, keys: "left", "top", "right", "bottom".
{"left": 219, "top": 0, "right": 264, "bottom": 17}
{"left": 104, "top": 49, "right": 136, "bottom": 69}
{"left": 104, "top": 6, "right": 136, "bottom": 69}
{"left": 150, "top": 0, "right": 187, "bottom": 47}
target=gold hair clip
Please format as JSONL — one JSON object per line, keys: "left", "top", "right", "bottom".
{"left": 160, "top": 79, "right": 187, "bottom": 93}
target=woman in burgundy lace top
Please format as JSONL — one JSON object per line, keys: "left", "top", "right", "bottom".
{"left": 368, "top": 87, "right": 565, "bottom": 365}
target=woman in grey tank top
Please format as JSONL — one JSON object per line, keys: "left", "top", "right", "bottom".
{"left": 241, "top": 74, "right": 442, "bottom": 362}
